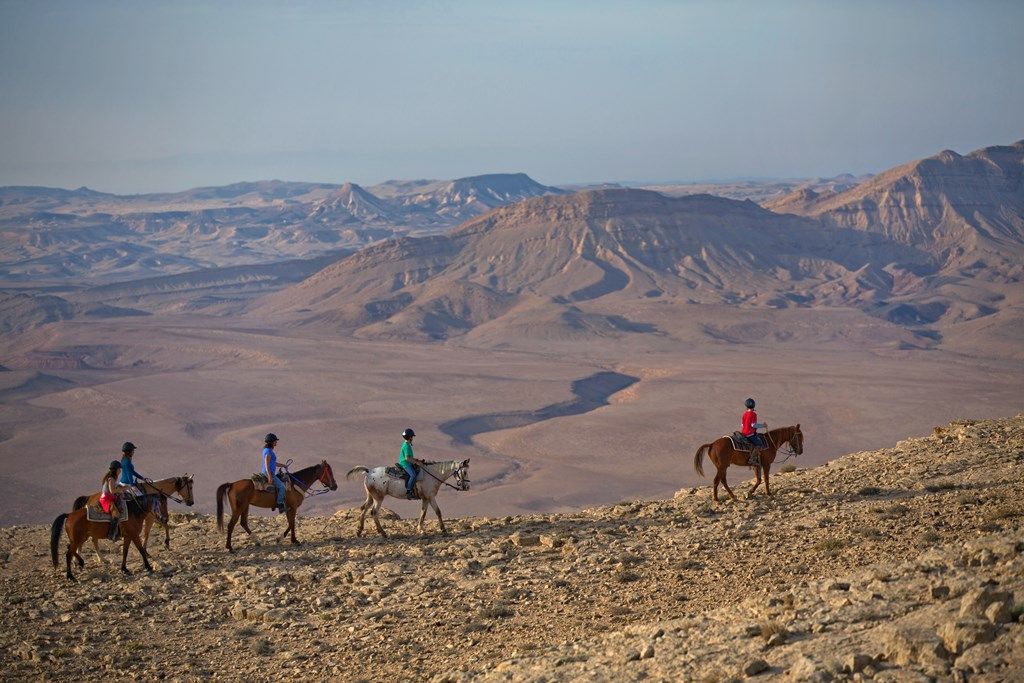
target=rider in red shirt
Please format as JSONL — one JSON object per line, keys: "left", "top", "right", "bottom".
{"left": 741, "top": 398, "right": 767, "bottom": 448}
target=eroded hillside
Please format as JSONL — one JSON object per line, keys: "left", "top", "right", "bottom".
{"left": 0, "top": 416, "right": 1021, "bottom": 681}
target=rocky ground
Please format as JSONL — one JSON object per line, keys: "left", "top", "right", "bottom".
{"left": 0, "top": 416, "right": 1021, "bottom": 682}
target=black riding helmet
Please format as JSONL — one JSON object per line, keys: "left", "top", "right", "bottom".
{"left": 745, "top": 398, "right": 756, "bottom": 409}
{"left": 265, "top": 433, "right": 279, "bottom": 445}
{"left": 402, "top": 428, "right": 415, "bottom": 438}
{"left": 122, "top": 441, "right": 136, "bottom": 454}
{"left": 109, "top": 460, "right": 122, "bottom": 471}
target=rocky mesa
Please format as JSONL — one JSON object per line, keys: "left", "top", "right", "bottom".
{"left": 0, "top": 415, "right": 1021, "bottom": 681}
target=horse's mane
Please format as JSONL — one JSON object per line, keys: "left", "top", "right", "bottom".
{"left": 290, "top": 463, "right": 321, "bottom": 481}
{"left": 422, "top": 460, "right": 460, "bottom": 477}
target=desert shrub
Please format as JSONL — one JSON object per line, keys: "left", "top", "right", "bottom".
{"left": 1010, "top": 602, "right": 1024, "bottom": 622}
{"left": 236, "top": 625, "right": 258, "bottom": 638}
{"left": 463, "top": 621, "right": 489, "bottom": 633}
{"left": 252, "top": 638, "right": 272, "bottom": 656}
{"left": 924, "top": 481, "right": 957, "bottom": 493}
{"left": 815, "top": 538, "right": 846, "bottom": 553}
{"left": 919, "top": 530, "right": 940, "bottom": 544}
{"left": 853, "top": 525, "right": 883, "bottom": 540}
{"left": 614, "top": 569, "right": 641, "bottom": 583}
{"left": 779, "top": 464, "right": 797, "bottom": 473}
{"left": 857, "top": 486, "right": 882, "bottom": 496}
{"left": 479, "top": 605, "right": 514, "bottom": 619}
{"left": 609, "top": 605, "right": 632, "bottom": 616}
{"left": 759, "top": 620, "right": 788, "bottom": 641}
{"left": 983, "top": 506, "right": 1019, "bottom": 522}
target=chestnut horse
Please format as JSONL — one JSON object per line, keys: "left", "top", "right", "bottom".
{"left": 71, "top": 475, "right": 195, "bottom": 564}
{"left": 216, "top": 460, "right": 337, "bottom": 553}
{"left": 51, "top": 495, "right": 157, "bottom": 581}
{"left": 693, "top": 425, "right": 803, "bottom": 502}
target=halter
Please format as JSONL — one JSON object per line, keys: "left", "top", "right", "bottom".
{"left": 419, "top": 460, "right": 470, "bottom": 491}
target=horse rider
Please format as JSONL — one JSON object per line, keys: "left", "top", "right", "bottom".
{"left": 399, "top": 428, "right": 424, "bottom": 499}
{"left": 118, "top": 441, "right": 147, "bottom": 493}
{"left": 100, "top": 460, "right": 130, "bottom": 540}
{"left": 741, "top": 398, "right": 768, "bottom": 452}
{"left": 263, "top": 433, "right": 287, "bottom": 513}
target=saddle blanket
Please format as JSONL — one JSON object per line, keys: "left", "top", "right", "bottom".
{"left": 385, "top": 465, "right": 410, "bottom": 480}
{"left": 86, "top": 505, "right": 114, "bottom": 523}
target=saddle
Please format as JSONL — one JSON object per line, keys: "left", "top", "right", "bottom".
{"left": 250, "top": 472, "right": 292, "bottom": 493}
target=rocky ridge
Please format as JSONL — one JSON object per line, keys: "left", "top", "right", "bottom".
{"left": 0, "top": 415, "right": 1021, "bottom": 681}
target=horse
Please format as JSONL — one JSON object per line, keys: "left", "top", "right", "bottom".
{"left": 693, "top": 425, "right": 803, "bottom": 502}
{"left": 216, "top": 460, "right": 337, "bottom": 553}
{"left": 345, "top": 459, "right": 470, "bottom": 537}
{"left": 71, "top": 475, "right": 195, "bottom": 564}
{"left": 51, "top": 494, "right": 157, "bottom": 581}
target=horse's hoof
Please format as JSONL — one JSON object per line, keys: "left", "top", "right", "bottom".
{"left": 145, "top": 566, "right": 154, "bottom": 573}
{"left": 121, "top": 568, "right": 132, "bottom": 575}
{"left": 66, "top": 573, "right": 76, "bottom": 582}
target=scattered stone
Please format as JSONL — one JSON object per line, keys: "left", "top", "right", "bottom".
{"left": 743, "top": 658, "right": 769, "bottom": 676}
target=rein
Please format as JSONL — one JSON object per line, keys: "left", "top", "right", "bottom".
{"left": 143, "top": 477, "right": 187, "bottom": 505}
{"left": 419, "top": 462, "right": 467, "bottom": 491}
{"left": 768, "top": 428, "right": 800, "bottom": 464}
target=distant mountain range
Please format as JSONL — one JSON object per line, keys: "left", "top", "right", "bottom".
{"left": 2, "top": 141, "right": 1023, "bottom": 358}
{"left": 251, "top": 140, "right": 1024, "bottom": 356}
{"left": 0, "top": 173, "right": 563, "bottom": 283}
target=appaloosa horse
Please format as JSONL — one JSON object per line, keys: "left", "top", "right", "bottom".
{"left": 216, "top": 460, "right": 337, "bottom": 553}
{"left": 72, "top": 474, "right": 194, "bottom": 564}
{"left": 345, "top": 459, "right": 470, "bottom": 537}
{"left": 693, "top": 425, "right": 803, "bottom": 502}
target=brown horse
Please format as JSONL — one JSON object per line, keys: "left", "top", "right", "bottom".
{"left": 216, "top": 460, "right": 337, "bottom": 553}
{"left": 693, "top": 425, "right": 803, "bottom": 502}
{"left": 50, "top": 495, "right": 157, "bottom": 581}
{"left": 71, "top": 475, "right": 195, "bottom": 563}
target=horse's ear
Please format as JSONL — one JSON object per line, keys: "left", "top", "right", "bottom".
{"left": 796, "top": 423, "right": 801, "bottom": 430}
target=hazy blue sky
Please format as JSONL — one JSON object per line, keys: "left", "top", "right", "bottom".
{"left": 1, "top": 0, "right": 1022, "bottom": 193}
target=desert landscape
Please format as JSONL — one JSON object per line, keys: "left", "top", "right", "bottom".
{"left": 2, "top": 2, "right": 1023, "bottom": 679}
{"left": 2, "top": 140, "right": 1023, "bottom": 528}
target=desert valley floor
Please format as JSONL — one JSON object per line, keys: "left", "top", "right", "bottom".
{"left": 1, "top": 306, "right": 1022, "bottom": 526}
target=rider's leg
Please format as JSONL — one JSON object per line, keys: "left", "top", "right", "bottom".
{"left": 272, "top": 474, "right": 287, "bottom": 512}
{"left": 401, "top": 462, "right": 418, "bottom": 497}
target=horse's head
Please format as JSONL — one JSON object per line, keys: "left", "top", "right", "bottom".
{"left": 789, "top": 424, "right": 803, "bottom": 456}
{"left": 454, "top": 459, "right": 470, "bottom": 491}
{"left": 175, "top": 474, "right": 195, "bottom": 506}
{"left": 319, "top": 460, "right": 338, "bottom": 491}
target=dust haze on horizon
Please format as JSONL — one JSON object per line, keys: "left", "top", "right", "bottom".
{"left": 1, "top": 1, "right": 1023, "bottom": 194}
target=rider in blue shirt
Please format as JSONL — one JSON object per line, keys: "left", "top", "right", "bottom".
{"left": 118, "top": 442, "right": 146, "bottom": 488}
{"left": 262, "top": 433, "right": 286, "bottom": 513}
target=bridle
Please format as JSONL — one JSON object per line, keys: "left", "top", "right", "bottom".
{"left": 774, "top": 428, "right": 803, "bottom": 463}
{"left": 285, "top": 462, "right": 337, "bottom": 497}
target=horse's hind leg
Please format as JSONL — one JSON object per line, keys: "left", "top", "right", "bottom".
{"left": 66, "top": 542, "right": 77, "bottom": 581}
{"left": 121, "top": 536, "right": 132, "bottom": 574}
{"left": 719, "top": 465, "right": 738, "bottom": 502}
{"left": 356, "top": 489, "right": 373, "bottom": 537}
{"left": 418, "top": 498, "right": 429, "bottom": 535}
{"left": 430, "top": 498, "right": 448, "bottom": 536}
{"left": 763, "top": 463, "right": 772, "bottom": 497}
{"left": 240, "top": 508, "right": 253, "bottom": 536}
{"left": 371, "top": 495, "right": 387, "bottom": 538}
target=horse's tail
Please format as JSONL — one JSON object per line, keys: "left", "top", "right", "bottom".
{"left": 72, "top": 495, "right": 88, "bottom": 511}
{"left": 693, "top": 443, "right": 712, "bottom": 478}
{"left": 50, "top": 513, "right": 68, "bottom": 568}
{"left": 345, "top": 466, "right": 369, "bottom": 481}
{"left": 216, "top": 483, "right": 231, "bottom": 531}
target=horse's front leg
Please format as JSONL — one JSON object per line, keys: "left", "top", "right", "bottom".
{"left": 143, "top": 514, "right": 152, "bottom": 549}
{"left": 121, "top": 535, "right": 131, "bottom": 574}
{"left": 418, "top": 498, "right": 429, "bottom": 535}
{"left": 287, "top": 506, "right": 300, "bottom": 545}
{"left": 91, "top": 536, "right": 107, "bottom": 565}
{"left": 748, "top": 458, "right": 763, "bottom": 496}
{"left": 764, "top": 462, "right": 772, "bottom": 497}
{"left": 430, "top": 498, "right": 448, "bottom": 536}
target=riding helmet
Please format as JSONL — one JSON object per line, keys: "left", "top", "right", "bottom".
{"left": 265, "top": 433, "right": 279, "bottom": 445}
{"left": 109, "top": 460, "right": 122, "bottom": 471}
{"left": 402, "top": 428, "right": 416, "bottom": 438}
{"left": 121, "top": 441, "right": 136, "bottom": 454}
{"left": 744, "top": 398, "right": 755, "bottom": 409}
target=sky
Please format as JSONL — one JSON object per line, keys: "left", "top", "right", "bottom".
{"left": 1, "top": 0, "right": 1022, "bottom": 193}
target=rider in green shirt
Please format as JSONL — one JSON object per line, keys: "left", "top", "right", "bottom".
{"left": 399, "top": 428, "right": 421, "bottom": 498}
